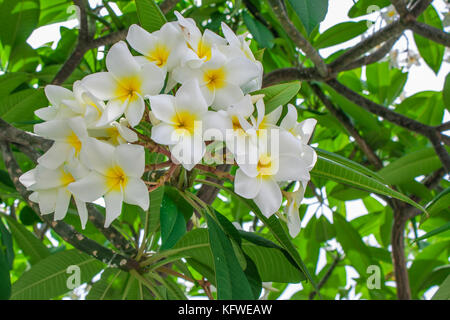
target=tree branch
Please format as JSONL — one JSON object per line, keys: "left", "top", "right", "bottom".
{"left": 408, "top": 20, "right": 450, "bottom": 47}
{"left": 311, "top": 84, "right": 383, "bottom": 170}
{"left": 267, "top": 0, "right": 328, "bottom": 77}
{"left": 390, "top": 0, "right": 409, "bottom": 18}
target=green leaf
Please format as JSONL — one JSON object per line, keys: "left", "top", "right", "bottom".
{"left": 348, "top": 0, "right": 390, "bottom": 18}
{"left": 0, "top": 88, "right": 48, "bottom": 124}
{"left": 432, "top": 275, "right": 450, "bottom": 300}
{"left": 378, "top": 147, "right": 443, "bottom": 185}
{"left": 242, "top": 11, "right": 274, "bottom": 49}
{"left": 443, "top": 73, "right": 450, "bottom": 112}
{"left": 414, "top": 6, "right": 445, "bottom": 74}
{"left": 425, "top": 188, "right": 450, "bottom": 217}
{"left": 147, "top": 186, "right": 165, "bottom": 234}
{"left": 0, "top": 218, "right": 14, "bottom": 269}
{"left": 251, "top": 81, "right": 301, "bottom": 114}
{"left": 311, "top": 156, "right": 426, "bottom": 212}
{"left": 19, "top": 206, "right": 41, "bottom": 226}
{"left": 287, "top": 0, "right": 328, "bottom": 35}
{"left": 3, "top": 214, "right": 50, "bottom": 265}
{"left": 313, "top": 21, "right": 369, "bottom": 49}
{"left": 11, "top": 249, "right": 104, "bottom": 300}
{"left": 0, "top": 250, "right": 11, "bottom": 300}
{"left": 86, "top": 268, "right": 125, "bottom": 300}
{"left": 160, "top": 195, "right": 186, "bottom": 251}
{"left": 414, "top": 222, "right": 450, "bottom": 242}
{"left": 315, "top": 148, "right": 385, "bottom": 182}
{"left": 0, "top": 72, "right": 29, "bottom": 97}
{"left": 135, "top": 0, "right": 167, "bottom": 33}
{"left": 205, "top": 213, "right": 255, "bottom": 299}
{"left": 170, "top": 228, "right": 303, "bottom": 283}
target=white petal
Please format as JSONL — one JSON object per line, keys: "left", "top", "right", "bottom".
{"left": 74, "top": 197, "right": 88, "bottom": 229}
{"left": 234, "top": 168, "right": 260, "bottom": 199}
{"left": 37, "top": 188, "right": 58, "bottom": 215}
{"left": 82, "top": 72, "right": 118, "bottom": 100}
{"left": 265, "top": 105, "right": 283, "bottom": 125}
{"left": 169, "top": 136, "right": 205, "bottom": 171}
{"left": 124, "top": 95, "right": 145, "bottom": 127}
{"left": 278, "top": 130, "right": 303, "bottom": 157}
{"left": 126, "top": 24, "right": 158, "bottom": 56}
{"left": 114, "top": 144, "right": 145, "bottom": 178}
{"left": 212, "top": 83, "right": 244, "bottom": 110}
{"left": 35, "top": 107, "right": 58, "bottom": 121}
{"left": 287, "top": 202, "right": 301, "bottom": 238}
{"left": 34, "top": 119, "right": 71, "bottom": 140}
{"left": 175, "top": 79, "right": 208, "bottom": 115}
{"left": 67, "top": 171, "right": 108, "bottom": 202}
{"left": 79, "top": 138, "right": 115, "bottom": 173}
{"left": 274, "top": 154, "right": 310, "bottom": 182}
{"left": 37, "top": 142, "right": 72, "bottom": 169}
{"left": 104, "top": 189, "right": 124, "bottom": 227}
{"left": 96, "top": 99, "right": 127, "bottom": 127}
{"left": 45, "top": 85, "right": 74, "bottom": 107}
{"left": 54, "top": 188, "right": 71, "bottom": 220}
{"left": 106, "top": 41, "right": 141, "bottom": 80}
{"left": 151, "top": 123, "right": 177, "bottom": 145}
{"left": 253, "top": 178, "right": 282, "bottom": 217}
{"left": 226, "top": 57, "right": 260, "bottom": 87}
{"left": 19, "top": 169, "right": 36, "bottom": 188}
{"left": 124, "top": 178, "right": 149, "bottom": 211}
{"left": 280, "top": 104, "right": 298, "bottom": 131}
{"left": 203, "top": 111, "right": 232, "bottom": 140}
{"left": 296, "top": 118, "right": 317, "bottom": 143}
{"left": 140, "top": 63, "right": 165, "bottom": 95}
{"left": 148, "top": 94, "right": 176, "bottom": 124}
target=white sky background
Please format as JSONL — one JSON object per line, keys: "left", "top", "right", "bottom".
{"left": 27, "top": 0, "right": 448, "bottom": 300}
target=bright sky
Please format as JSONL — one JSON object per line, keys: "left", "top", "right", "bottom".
{"left": 27, "top": 0, "right": 447, "bottom": 300}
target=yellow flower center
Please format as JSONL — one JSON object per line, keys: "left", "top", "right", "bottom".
{"left": 203, "top": 68, "right": 226, "bottom": 91}
{"left": 257, "top": 154, "right": 274, "bottom": 177}
{"left": 193, "top": 39, "right": 211, "bottom": 61}
{"left": 172, "top": 111, "right": 197, "bottom": 135}
{"left": 232, "top": 116, "right": 246, "bottom": 135}
{"left": 148, "top": 44, "right": 170, "bottom": 67}
{"left": 60, "top": 170, "right": 75, "bottom": 186}
{"left": 106, "top": 127, "right": 121, "bottom": 145}
{"left": 105, "top": 166, "right": 128, "bottom": 192}
{"left": 66, "top": 132, "right": 82, "bottom": 156}
{"left": 115, "top": 76, "right": 142, "bottom": 102}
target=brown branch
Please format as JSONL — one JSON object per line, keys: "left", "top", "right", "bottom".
{"left": 0, "top": 141, "right": 139, "bottom": 271}
{"left": 391, "top": 207, "right": 411, "bottom": 300}
{"left": 311, "top": 84, "right": 383, "bottom": 170}
{"left": 195, "top": 164, "right": 235, "bottom": 182}
{"left": 263, "top": 67, "right": 322, "bottom": 87}
{"left": 408, "top": 20, "right": 450, "bottom": 47}
{"left": 437, "top": 121, "right": 450, "bottom": 132}
{"left": 390, "top": 0, "right": 409, "bottom": 18}
{"left": 309, "top": 252, "right": 341, "bottom": 300}
{"left": 267, "top": 0, "right": 328, "bottom": 77}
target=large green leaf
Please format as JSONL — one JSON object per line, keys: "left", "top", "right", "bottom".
{"left": 206, "top": 213, "right": 255, "bottom": 299}
{"left": 135, "top": 0, "right": 167, "bottom": 33}
{"left": 378, "top": 147, "right": 443, "bottom": 185}
{"left": 414, "top": 222, "right": 450, "bottom": 242}
{"left": 0, "top": 88, "right": 48, "bottom": 124}
{"left": 287, "top": 0, "right": 328, "bottom": 35}
{"left": 0, "top": 250, "right": 11, "bottom": 300}
{"left": 313, "top": 21, "right": 369, "bottom": 49}
{"left": 251, "top": 81, "right": 301, "bottom": 114}
{"left": 311, "top": 156, "right": 426, "bottom": 212}
{"left": 3, "top": 214, "right": 50, "bottom": 265}
{"left": 11, "top": 249, "right": 104, "bottom": 300}
{"left": 414, "top": 6, "right": 445, "bottom": 74}
{"left": 242, "top": 11, "right": 274, "bottom": 49}
{"left": 432, "top": 275, "right": 450, "bottom": 300}
{"left": 160, "top": 195, "right": 186, "bottom": 251}
{"left": 169, "top": 228, "right": 304, "bottom": 283}
{"left": 0, "top": 218, "right": 14, "bottom": 270}
{"left": 0, "top": 72, "right": 29, "bottom": 97}
{"left": 425, "top": 188, "right": 450, "bottom": 218}
{"left": 443, "top": 73, "right": 450, "bottom": 112}
{"left": 348, "top": 0, "right": 390, "bottom": 18}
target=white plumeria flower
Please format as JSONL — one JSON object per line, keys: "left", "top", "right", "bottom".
{"left": 174, "top": 11, "right": 226, "bottom": 68}
{"left": 126, "top": 22, "right": 187, "bottom": 71}
{"left": 234, "top": 131, "right": 312, "bottom": 217}
{"left": 68, "top": 139, "right": 149, "bottom": 227}
{"left": 35, "top": 85, "right": 80, "bottom": 121}
{"left": 149, "top": 80, "right": 226, "bottom": 170}
{"left": 220, "top": 22, "right": 263, "bottom": 92}
{"left": 34, "top": 116, "right": 89, "bottom": 169}
{"left": 284, "top": 182, "right": 306, "bottom": 238}
{"left": 280, "top": 104, "right": 317, "bottom": 170}
{"left": 88, "top": 118, "right": 138, "bottom": 146}
{"left": 19, "top": 161, "right": 90, "bottom": 228}
{"left": 82, "top": 41, "right": 165, "bottom": 127}
{"left": 173, "top": 49, "right": 259, "bottom": 109}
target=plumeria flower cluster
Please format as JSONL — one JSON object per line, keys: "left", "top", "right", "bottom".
{"left": 19, "top": 12, "right": 316, "bottom": 237}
